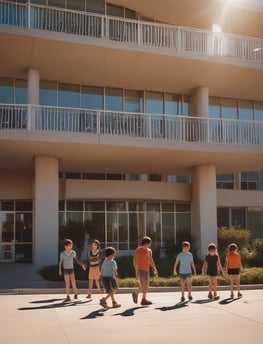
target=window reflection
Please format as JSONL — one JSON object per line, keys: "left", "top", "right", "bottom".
{"left": 221, "top": 98, "right": 238, "bottom": 119}
{"left": 15, "top": 80, "right": 27, "bottom": 104}
{"left": 58, "top": 83, "right": 80, "bottom": 108}
{"left": 105, "top": 88, "right": 123, "bottom": 111}
{"left": 0, "top": 78, "right": 14, "bottom": 104}
{"left": 81, "top": 86, "right": 103, "bottom": 109}
{"left": 40, "top": 81, "right": 57, "bottom": 106}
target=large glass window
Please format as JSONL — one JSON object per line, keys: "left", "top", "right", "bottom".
{"left": 48, "top": 0, "right": 65, "bottom": 8}
{"left": 247, "top": 207, "right": 263, "bottom": 238}
{"left": 221, "top": 98, "right": 238, "bottom": 119}
{"left": 40, "top": 81, "right": 57, "bottom": 106}
{"left": 255, "top": 101, "right": 263, "bottom": 121}
{"left": 0, "top": 201, "right": 32, "bottom": 262}
{"left": 0, "top": 78, "right": 14, "bottom": 103}
{"left": 81, "top": 86, "right": 103, "bottom": 109}
{"left": 67, "top": 0, "right": 85, "bottom": 11}
{"left": 107, "top": 3, "right": 124, "bottom": 17}
{"left": 86, "top": 0, "right": 105, "bottom": 14}
{"left": 209, "top": 97, "right": 221, "bottom": 118}
{"left": 58, "top": 83, "right": 80, "bottom": 108}
{"left": 145, "top": 92, "right": 163, "bottom": 114}
{"left": 124, "top": 90, "right": 143, "bottom": 113}
{"left": 241, "top": 171, "right": 263, "bottom": 191}
{"left": 239, "top": 100, "right": 254, "bottom": 120}
{"left": 216, "top": 174, "right": 234, "bottom": 189}
{"left": 60, "top": 200, "right": 191, "bottom": 252}
{"left": 165, "top": 94, "right": 180, "bottom": 115}
{"left": 15, "top": 80, "right": 27, "bottom": 104}
{"left": 105, "top": 88, "right": 123, "bottom": 111}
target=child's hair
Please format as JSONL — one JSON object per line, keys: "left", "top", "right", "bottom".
{"left": 141, "top": 236, "right": 152, "bottom": 245}
{"left": 92, "top": 239, "right": 100, "bottom": 249}
{"left": 104, "top": 246, "right": 116, "bottom": 257}
{"left": 182, "top": 241, "right": 190, "bottom": 248}
{"left": 64, "top": 238, "right": 73, "bottom": 246}
{"left": 228, "top": 243, "right": 238, "bottom": 252}
{"left": 208, "top": 243, "right": 216, "bottom": 251}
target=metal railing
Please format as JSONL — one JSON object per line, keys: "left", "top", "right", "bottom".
{"left": 0, "top": 1, "right": 262, "bottom": 65}
{"left": 1, "top": 104, "right": 263, "bottom": 146}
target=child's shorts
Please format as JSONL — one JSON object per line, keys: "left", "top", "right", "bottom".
{"left": 101, "top": 276, "right": 118, "bottom": 293}
{"left": 179, "top": 273, "right": 192, "bottom": 280}
{"left": 227, "top": 268, "right": 240, "bottom": 275}
{"left": 89, "top": 265, "right": 100, "bottom": 279}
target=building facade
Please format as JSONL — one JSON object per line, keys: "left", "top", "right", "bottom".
{"left": 0, "top": 0, "right": 263, "bottom": 266}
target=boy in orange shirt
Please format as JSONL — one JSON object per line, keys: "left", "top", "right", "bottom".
{"left": 132, "top": 236, "right": 158, "bottom": 305}
{"left": 225, "top": 243, "right": 243, "bottom": 298}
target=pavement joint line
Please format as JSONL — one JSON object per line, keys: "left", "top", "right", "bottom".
{"left": 0, "top": 285, "right": 262, "bottom": 295}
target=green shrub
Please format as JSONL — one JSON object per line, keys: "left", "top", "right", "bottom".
{"left": 218, "top": 227, "right": 251, "bottom": 253}
{"left": 39, "top": 265, "right": 263, "bottom": 286}
{"left": 250, "top": 239, "right": 263, "bottom": 267}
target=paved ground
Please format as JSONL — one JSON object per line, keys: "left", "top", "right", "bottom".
{"left": 0, "top": 264, "right": 262, "bottom": 344}
{"left": 1, "top": 290, "right": 263, "bottom": 344}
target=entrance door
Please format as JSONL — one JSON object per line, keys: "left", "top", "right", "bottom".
{"left": 0, "top": 213, "right": 15, "bottom": 261}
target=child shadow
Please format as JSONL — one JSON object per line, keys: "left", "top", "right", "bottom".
{"left": 30, "top": 298, "right": 65, "bottom": 304}
{"left": 219, "top": 297, "right": 240, "bottom": 305}
{"left": 156, "top": 301, "right": 189, "bottom": 311}
{"left": 18, "top": 299, "right": 92, "bottom": 311}
{"left": 80, "top": 308, "right": 109, "bottom": 319}
{"left": 192, "top": 299, "right": 217, "bottom": 304}
{"left": 113, "top": 306, "right": 145, "bottom": 317}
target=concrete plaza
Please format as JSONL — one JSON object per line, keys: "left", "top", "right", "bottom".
{"left": 0, "top": 289, "right": 262, "bottom": 344}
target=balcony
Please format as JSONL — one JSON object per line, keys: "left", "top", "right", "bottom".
{"left": 0, "top": 0, "right": 262, "bottom": 68}
{"left": 0, "top": 104, "right": 263, "bottom": 147}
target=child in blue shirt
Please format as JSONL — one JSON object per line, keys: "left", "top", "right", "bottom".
{"left": 173, "top": 241, "right": 196, "bottom": 302}
{"left": 58, "top": 238, "right": 86, "bottom": 301}
{"left": 100, "top": 247, "right": 121, "bottom": 308}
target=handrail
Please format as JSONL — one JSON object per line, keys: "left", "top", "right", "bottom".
{"left": 1, "top": 103, "right": 263, "bottom": 147}
{"left": 0, "top": 0, "right": 262, "bottom": 65}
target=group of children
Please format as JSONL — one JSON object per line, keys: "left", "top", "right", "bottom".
{"left": 58, "top": 236, "right": 243, "bottom": 307}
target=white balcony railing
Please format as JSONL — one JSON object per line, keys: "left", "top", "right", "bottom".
{"left": 0, "top": 1, "right": 262, "bottom": 65}
{"left": 1, "top": 104, "right": 263, "bottom": 147}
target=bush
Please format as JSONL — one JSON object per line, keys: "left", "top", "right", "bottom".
{"left": 250, "top": 239, "right": 263, "bottom": 267}
{"left": 218, "top": 227, "right": 251, "bottom": 253}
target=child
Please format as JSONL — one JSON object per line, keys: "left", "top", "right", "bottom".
{"left": 58, "top": 238, "right": 86, "bottom": 301}
{"left": 202, "top": 243, "right": 225, "bottom": 300}
{"left": 132, "top": 236, "right": 158, "bottom": 306}
{"left": 87, "top": 239, "right": 102, "bottom": 298}
{"left": 100, "top": 247, "right": 121, "bottom": 308}
{"left": 173, "top": 241, "right": 196, "bottom": 302}
{"left": 225, "top": 243, "right": 243, "bottom": 298}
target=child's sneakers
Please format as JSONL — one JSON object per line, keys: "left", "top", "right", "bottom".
{"left": 237, "top": 292, "right": 242, "bottom": 298}
{"left": 100, "top": 297, "right": 109, "bottom": 308}
{"left": 208, "top": 292, "right": 213, "bottom": 299}
{"left": 141, "top": 299, "right": 152, "bottom": 306}
{"left": 112, "top": 301, "right": 121, "bottom": 308}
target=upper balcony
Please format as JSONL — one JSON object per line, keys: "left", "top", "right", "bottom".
{"left": 1, "top": 103, "right": 263, "bottom": 175}
{"left": 0, "top": 0, "right": 262, "bottom": 69}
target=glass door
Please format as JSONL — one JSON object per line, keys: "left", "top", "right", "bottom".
{"left": 0, "top": 213, "right": 15, "bottom": 261}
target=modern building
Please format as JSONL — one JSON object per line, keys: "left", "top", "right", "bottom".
{"left": 0, "top": 0, "right": 263, "bottom": 266}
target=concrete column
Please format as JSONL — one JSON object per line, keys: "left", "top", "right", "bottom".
{"left": 192, "top": 165, "right": 217, "bottom": 258}
{"left": 27, "top": 68, "right": 39, "bottom": 105}
{"left": 191, "top": 86, "right": 209, "bottom": 118}
{"left": 34, "top": 156, "right": 59, "bottom": 266}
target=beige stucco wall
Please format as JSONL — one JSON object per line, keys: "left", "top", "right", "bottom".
{"left": 64, "top": 180, "right": 192, "bottom": 201}
{"left": 217, "top": 189, "right": 263, "bottom": 207}
{"left": 0, "top": 171, "right": 33, "bottom": 199}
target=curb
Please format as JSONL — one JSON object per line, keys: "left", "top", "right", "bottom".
{"left": 0, "top": 284, "right": 262, "bottom": 295}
